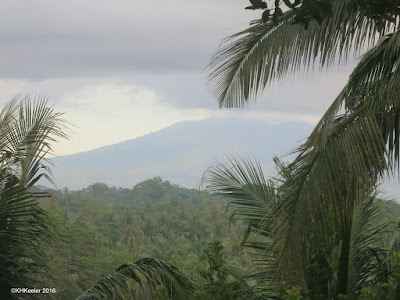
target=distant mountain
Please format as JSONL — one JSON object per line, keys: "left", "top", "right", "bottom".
{"left": 50, "top": 117, "right": 313, "bottom": 189}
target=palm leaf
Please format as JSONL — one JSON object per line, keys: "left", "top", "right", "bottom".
{"left": 0, "top": 96, "right": 69, "bottom": 299}
{"left": 345, "top": 197, "right": 396, "bottom": 298}
{"left": 202, "top": 156, "right": 291, "bottom": 290}
{"left": 78, "top": 258, "right": 195, "bottom": 300}
{"left": 0, "top": 182, "right": 54, "bottom": 297}
{"left": 344, "top": 29, "right": 400, "bottom": 102}
{"left": 269, "top": 106, "right": 387, "bottom": 286}
{"left": 206, "top": 0, "right": 396, "bottom": 108}
{"left": 3, "top": 95, "right": 69, "bottom": 187}
{"left": 202, "top": 156, "right": 275, "bottom": 242}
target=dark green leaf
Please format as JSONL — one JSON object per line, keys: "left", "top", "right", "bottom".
{"left": 262, "top": 10, "right": 270, "bottom": 22}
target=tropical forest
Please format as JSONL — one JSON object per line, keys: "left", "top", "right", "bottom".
{"left": 1, "top": 0, "right": 400, "bottom": 299}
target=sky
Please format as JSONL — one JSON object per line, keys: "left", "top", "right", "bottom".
{"left": 0, "top": 0, "right": 354, "bottom": 156}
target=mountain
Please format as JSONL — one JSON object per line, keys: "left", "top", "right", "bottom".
{"left": 50, "top": 117, "right": 312, "bottom": 189}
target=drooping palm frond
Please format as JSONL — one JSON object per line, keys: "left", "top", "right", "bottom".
{"left": 205, "top": 1, "right": 400, "bottom": 298}
{"left": 344, "top": 29, "right": 400, "bottom": 102}
{"left": 206, "top": 0, "right": 397, "bottom": 108}
{"left": 269, "top": 105, "right": 389, "bottom": 291}
{"left": 78, "top": 258, "right": 196, "bottom": 300}
{"left": 338, "top": 30, "right": 400, "bottom": 171}
{"left": 302, "top": 28, "right": 398, "bottom": 138}
{"left": 295, "top": 28, "right": 400, "bottom": 158}
{"left": 246, "top": 37, "right": 400, "bottom": 294}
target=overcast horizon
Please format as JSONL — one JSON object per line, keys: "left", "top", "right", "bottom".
{"left": 1, "top": 0, "right": 354, "bottom": 156}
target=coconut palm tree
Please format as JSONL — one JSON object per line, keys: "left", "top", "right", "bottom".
{"left": 0, "top": 96, "right": 69, "bottom": 298}
{"left": 202, "top": 156, "right": 400, "bottom": 299}
{"left": 206, "top": 1, "right": 400, "bottom": 206}
{"left": 206, "top": 1, "right": 400, "bottom": 202}
{"left": 206, "top": 0, "right": 400, "bottom": 218}
{"left": 205, "top": 1, "right": 400, "bottom": 298}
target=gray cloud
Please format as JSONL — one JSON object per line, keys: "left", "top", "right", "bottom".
{"left": 0, "top": 0, "right": 258, "bottom": 79}
{"left": 118, "top": 65, "right": 353, "bottom": 114}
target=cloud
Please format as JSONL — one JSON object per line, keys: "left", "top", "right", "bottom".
{"left": 0, "top": 0, "right": 353, "bottom": 114}
{"left": 41, "top": 79, "right": 209, "bottom": 155}
{"left": 0, "top": 0, "right": 257, "bottom": 79}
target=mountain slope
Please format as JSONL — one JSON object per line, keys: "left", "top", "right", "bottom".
{"left": 51, "top": 117, "right": 314, "bottom": 189}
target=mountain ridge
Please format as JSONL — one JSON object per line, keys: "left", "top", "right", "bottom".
{"left": 49, "top": 117, "right": 313, "bottom": 189}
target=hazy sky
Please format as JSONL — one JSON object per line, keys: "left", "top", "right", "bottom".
{"left": 0, "top": 0, "right": 353, "bottom": 156}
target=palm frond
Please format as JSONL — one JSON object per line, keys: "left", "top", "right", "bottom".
{"left": 268, "top": 104, "right": 389, "bottom": 290}
{"left": 0, "top": 96, "right": 69, "bottom": 298}
{"left": 206, "top": 0, "right": 396, "bottom": 108}
{"left": 303, "top": 29, "right": 400, "bottom": 168}
{"left": 387, "top": 220, "right": 400, "bottom": 255}
{"left": 345, "top": 197, "right": 396, "bottom": 298}
{"left": 201, "top": 121, "right": 399, "bottom": 296}
{"left": 202, "top": 156, "right": 275, "bottom": 239}
{"left": 3, "top": 95, "right": 70, "bottom": 187}
{"left": 202, "top": 156, "right": 286, "bottom": 289}
{"left": 78, "top": 258, "right": 195, "bottom": 300}
{"left": 0, "top": 182, "right": 54, "bottom": 295}
{"left": 344, "top": 29, "right": 400, "bottom": 102}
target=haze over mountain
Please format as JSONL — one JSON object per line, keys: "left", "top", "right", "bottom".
{"left": 51, "top": 117, "right": 313, "bottom": 189}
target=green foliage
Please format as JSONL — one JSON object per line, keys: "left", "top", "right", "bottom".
{"left": 0, "top": 96, "right": 68, "bottom": 298}
{"left": 245, "top": 0, "right": 399, "bottom": 28}
{"left": 203, "top": 156, "right": 400, "bottom": 299}
{"left": 282, "top": 287, "right": 303, "bottom": 300}
{"left": 206, "top": 0, "right": 400, "bottom": 298}
{"left": 78, "top": 258, "right": 195, "bottom": 300}
{"left": 359, "top": 252, "right": 400, "bottom": 300}
{"left": 38, "top": 178, "right": 250, "bottom": 299}
{"left": 208, "top": 0, "right": 398, "bottom": 108}
{"left": 193, "top": 241, "right": 258, "bottom": 300}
